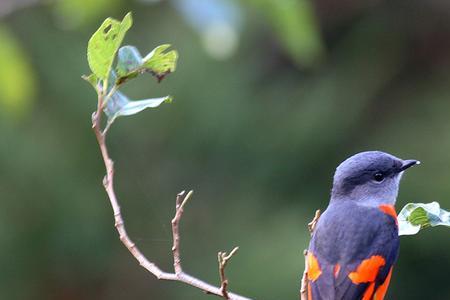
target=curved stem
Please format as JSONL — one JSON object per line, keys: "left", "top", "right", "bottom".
{"left": 92, "top": 93, "right": 252, "bottom": 300}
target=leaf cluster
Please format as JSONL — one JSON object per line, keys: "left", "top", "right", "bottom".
{"left": 82, "top": 12, "right": 178, "bottom": 130}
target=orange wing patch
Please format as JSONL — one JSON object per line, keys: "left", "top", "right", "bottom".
{"left": 374, "top": 267, "right": 394, "bottom": 300}
{"left": 307, "top": 252, "right": 322, "bottom": 281}
{"left": 362, "top": 282, "right": 375, "bottom": 300}
{"left": 348, "top": 255, "right": 386, "bottom": 284}
{"left": 379, "top": 204, "right": 398, "bottom": 225}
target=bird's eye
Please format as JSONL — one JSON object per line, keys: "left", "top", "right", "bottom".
{"left": 373, "top": 173, "right": 384, "bottom": 182}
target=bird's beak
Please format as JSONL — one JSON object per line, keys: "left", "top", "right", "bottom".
{"left": 399, "top": 159, "right": 421, "bottom": 172}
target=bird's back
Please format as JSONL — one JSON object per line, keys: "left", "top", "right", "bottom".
{"left": 307, "top": 201, "right": 399, "bottom": 300}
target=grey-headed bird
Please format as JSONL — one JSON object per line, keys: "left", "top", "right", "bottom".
{"left": 306, "top": 151, "right": 419, "bottom": 300}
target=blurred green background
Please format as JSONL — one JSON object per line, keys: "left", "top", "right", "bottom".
{"left": 1, "top": 0, "right": 449, "bottom": 299}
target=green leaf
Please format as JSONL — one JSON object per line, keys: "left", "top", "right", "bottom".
{"left": 82, "top": 73, "right": 99, "bottom": 90}
{"left": 113, "top": 96, "right": 172, "bottom": 117}
{"left": 398, "top": 202, "right": 450, "bottom": 236}
{"left": 115, "top": 44, "right": 178, "bottom": 85}
{"left": 116, "top": 45, "right": 142, "bottom": 77}
{"left": 104, "top": 90, "right": 129, "bottom": 120}
{"left": 142, "top": 44, "right": 178, "bottom": 78}
{"left": 87, "top": 12, "right": 132, "bottom": 80}
{"left": 103, "top": 90, "right": 172, "bottom": 127}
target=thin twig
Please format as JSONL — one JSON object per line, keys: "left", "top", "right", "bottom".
{"left": 300, "top": 249, "right": 308, "bottom": 300}
{"left": 307, "top": 210, "right": 321, "bottom": 235}
{"left": 171, "top": 190, "right": 193, "bottom": 274}
{"left": 300, "top": 210, "right": 321, "bottom": 300}
{"left": 218, "top": 247, "right": 240, "bottom": 299}
{"left": 92, "top": 93, "right": 251, "bottom": 300}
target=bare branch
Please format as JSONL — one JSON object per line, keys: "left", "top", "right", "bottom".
{"left": 307, "top": 210, "right": 321, "bottom": 235}
{"left": 171, "top": 190, "right": 193, "bottom": 274}
{"left": 300, "top": 249, "right": 308, "bottom": 300}
{"left": 92, "top": 93, "right": 252, "bottom": 300}
{"left": 218, "top": 247, "right": 240, "bottom": 299}
{"left": 300, "top": 210, "right": 321, "bottom": 300}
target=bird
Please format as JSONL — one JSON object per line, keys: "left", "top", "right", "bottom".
{"left": 306, "top": 151, "right": 420, "bottom": 300}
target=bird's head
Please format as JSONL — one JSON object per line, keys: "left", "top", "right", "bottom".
{"left": 331, "top": 151, "right": 420, "bottom": 206}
